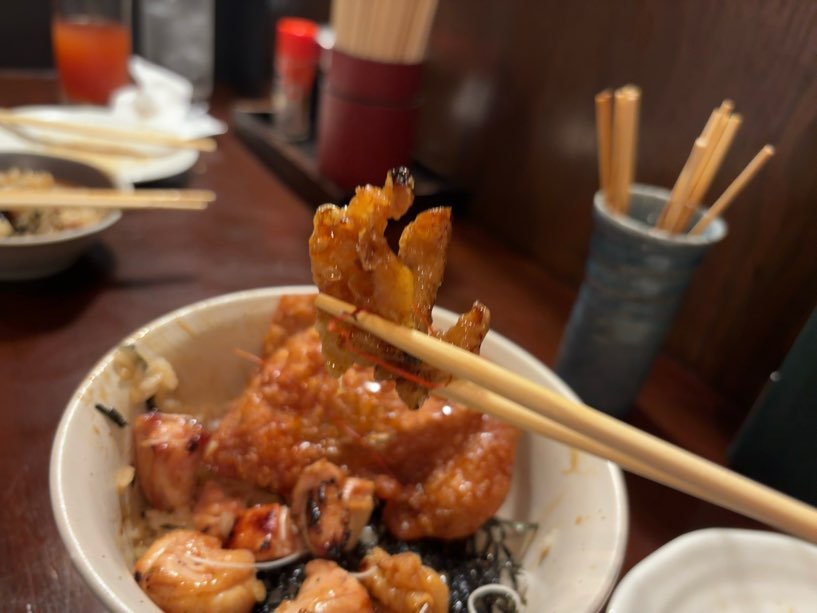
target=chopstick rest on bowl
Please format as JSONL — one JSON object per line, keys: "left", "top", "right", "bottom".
{"left": 0, "top": 188, "right": 215, "bottom": 210}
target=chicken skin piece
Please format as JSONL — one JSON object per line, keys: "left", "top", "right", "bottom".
{"left": 134, "top": 529, "right": 265, "bottom": 613}
{"left": 309, "top": 167, "right": 491, "bottom": 408}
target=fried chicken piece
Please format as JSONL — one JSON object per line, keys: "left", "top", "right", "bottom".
{"left": 134, "top": 529, "right": 265, "bottom": 613}
{"left": 360, "top": 547, "right": 449, "bottom": 613}
{"left": 309, "top": 167, "right": 491, "bottom": 408}
{"left": 274, "top": 559, "right": 374, "bottom": 613}
{"left": 206, "top": 296, "right": 518, "bottom": 541}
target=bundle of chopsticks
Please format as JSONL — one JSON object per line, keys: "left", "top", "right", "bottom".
{"left": 595, "top": 85, "right": 641, "bottom": 216}
{"left": 0, "top": 188, "right": 215, "bottom": 211}
{"left": 317, "top": 292, "right": 817, "bottom": 545}
{"left": 331, "top": 0, "right": 439, "bottom": 63}
{"left": 595, "top": 87, "right": 774, "bottom": 235}
{"left": 0, "top": 109, "right": 217, "bottom": 158}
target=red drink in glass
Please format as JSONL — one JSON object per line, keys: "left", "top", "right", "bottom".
{"left": 52, "top": 16, "right": 131, "bottom": 105}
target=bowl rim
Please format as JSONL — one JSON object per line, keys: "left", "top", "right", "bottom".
{"left": 49, "top": 285, "right": 629, "bottom": 612}
{"left": 0, "top": 151, "right": 127, "bottom": 247}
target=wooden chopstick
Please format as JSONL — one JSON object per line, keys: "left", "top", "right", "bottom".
{"left": 438, "top": 379, "right": 713, "bottom": 501}
{"left": 608, "top": 86, "right": 640, "bottom": 215}
{"left": 0, "top": 110, "right": 217, "bottom": 153}
{"left": 331, "top": 0, "right": 438, "bottom": 63}
{"left": 689, "top": 145, "right": 775, "bottom": 236}
{"left": 656, "top": 137, "right": 709, "bottom": 230}
{"left": 0, "top": 188, "right": 215, "bottom": 210}
{"left": 315, "top": 292, "right": 817, "bottom": 544}
{"left": 609, "top": 88, "right": 629, "bottom": 214}
{"left": 674, "top": 113, "right": 743, "bottom": 232}
{"left": 0, "top": 123, "right": 167, "bottom": 160}
{"left": 595, "top": 90, "right": 613, "bottom": 208}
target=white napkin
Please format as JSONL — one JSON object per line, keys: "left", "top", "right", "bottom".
{"left": 109, "top": 56, "right": 226, "bottom": 139}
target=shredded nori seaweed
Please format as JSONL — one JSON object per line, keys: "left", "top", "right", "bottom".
{"left": 252, "top": 509, "right": 533, "bottom": 612}
{"left": 94, "top": 402, "right": 128, "bottom": 427}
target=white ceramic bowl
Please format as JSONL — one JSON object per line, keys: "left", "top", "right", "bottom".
{"left": 0, "top": 152, "right": 124, "bottom": 281}
{"left": 50, "top": 286, "right": 628, "bottom": 612}
{"left": 608, "top": 528, "right": 817, "bottom": 612}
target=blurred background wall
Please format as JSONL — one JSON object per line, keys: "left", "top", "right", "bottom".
{"left": 1, "top": 0, "right": 815, "bottom": 414}
{"left": 413, "top": 0, "right": 817, "bottom": 413}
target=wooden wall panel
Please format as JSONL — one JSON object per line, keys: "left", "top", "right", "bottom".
{"left": 415, "top": 0, "right": 817, "bottom": 408}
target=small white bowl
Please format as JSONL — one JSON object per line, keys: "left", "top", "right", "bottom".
{"left": 607, "top": 528, "right": 817, "bottom": 612}
{"left": 0, "top": 152, "right": 125, "bottom": 280}
{"left": 50, "top": 286, "right": 629, "bottom": 612}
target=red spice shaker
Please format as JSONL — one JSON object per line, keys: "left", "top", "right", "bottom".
{"left": 273, "top": 17, "right": 320, "bottom": 142}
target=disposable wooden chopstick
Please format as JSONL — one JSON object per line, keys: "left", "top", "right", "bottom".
{"left": 438, "top": 379, "right": 712, "bottom": 501}
{"left": 609, "top": 86, "right": 640, "bottom": 215}
{"left": 689, "top": 112, "right": 742, "bottom": 205}
{"left": 392, "top": 0, "right": 416, "bottom": 62}
{"left": 0, "top": 188, "right": 215, "bottom": 210}
{"left": 315, "top": 292, "right": 817, "bottom": 544}
{"left": 620, "top": 86, "right": 641, "bottom": 215}
{"left": 0, "top": 110, "right": 217, "bottom": 153}
{"left": 595, "top": 90, "right": 613, "bottom": 207}
{"left": 408, "top": 0, "right": 439, "bottom": 63}
{"left": 689, "top": 145, "right": 775, "bottom": 236}
{"left": 656, "top": 137, "right": 708, "bottom": 230}
{"left": 674, "top": 114, "right": 743, "bottom": 232}
{"left": 669, "top": 103, "right": 734, "bottom": 233}
{"left": 609, "top": 89, "right": 628, "bottom": 214}
{"left": 1, "top": 124, "right": 166, "bottom": 160}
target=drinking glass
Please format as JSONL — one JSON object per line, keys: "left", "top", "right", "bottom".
{"left": 138, "top": 0, "right": 215, "bottom": 104}
{"left": 52, "top": 0, "right": 133, "bottom": 105}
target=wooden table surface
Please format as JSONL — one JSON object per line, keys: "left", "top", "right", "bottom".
{"left": 0, "top": 74, "right": 762, "bottom": 611}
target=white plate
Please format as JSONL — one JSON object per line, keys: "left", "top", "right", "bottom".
{"left": 50, "top": 286, "right": 628, "bottom": 612}
{"left": 607, "top": 528, "right": 817, "bottom": 613}
{"left": 0, "top": 106, "right": 206, "bottom": 184}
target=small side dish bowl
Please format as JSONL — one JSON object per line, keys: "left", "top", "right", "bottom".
{"left": 0, "top": 152, "right": 125, "bottom": 280}
{"left": 608, "top": 528, "right": 817, "bottom": 612}
{"left": 50, "top": 286, "right": 629, "bottom": 612}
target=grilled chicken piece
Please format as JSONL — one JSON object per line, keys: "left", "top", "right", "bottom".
{"left": 290, "top": 459, "right": 375, "bottom": 558}
{"left": 192, "top": 480, "right": 245, "bottom": 542}
{"left": 274, "top": 559, "right": 374, "bottom": 613}
{"left": 360, "top": 547, "right": 449, "bottom": 613}
{"left": 134, "top": 529, "right": 264, "bottom": 613}
{"left": 226, "top": 503, "right": 302, "bottom": 562}
{"left": 133, "top": 411, "right": 208, "bottom": 511}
